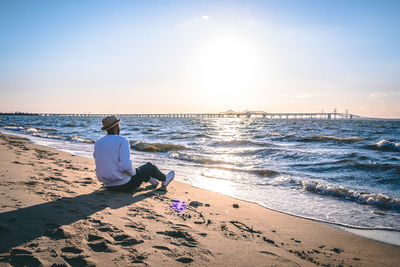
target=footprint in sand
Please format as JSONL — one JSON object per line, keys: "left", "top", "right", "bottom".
{"left": 97, "top": 226, "right": 122, "bottom": 233}
{"left": 125, "top": 222, "right": 146, "bottom": 232}
{"left": 90, "top": 220, "right": 123, "bottom": 234}
{"left": 156, "top": 230, "right": 198, "bottom": 248}
{"left": 115, "top": 237, "right": 144, "bottom": 247}
{"left": 129, "top": 254, "right": 147, "bottom": 264}
{"left": 176, "top": 257, "right": 194, "bottom": 264}
{"left": 87, "top": 234, "right": 104, "bottom": 242}
{"left": 172, "top": 224, "right": 190, "bottom": 229}
{"left": 61, "top": 255, "right": 95, "bottom": 267}
{"left": 87, "top": 241, "right": 115, "bottom": 253}
{"left": 152, "top": 245, "right": 172, "bottom": 251}
{"left": 9, "top": 254, "right": 42, "bottom": 267}
{"left": 8, "top": 249, "right": 42, "bottom": 267}
{"left": 87, "top": 234, "right": 115, "bottom": 252}
{"left": 260, "top": 251, "right": 277, "bottom": 256}
{"left": 112, "top": 234, "right": 130, "bottom": 242}
{"left": 61, "top": 247, "right": 83, "bottom": 254}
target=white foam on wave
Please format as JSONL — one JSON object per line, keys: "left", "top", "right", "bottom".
{"left": 4, "top": 126, "right": 24, "bottom": 131}
{"left": 0, "top": 129, "right": 94, "bottom": 158}
{"left": 71, "top": 135, "right": 95, "bottom": 144}
{"left": 301, "top": 180, "right": 400, "bottom": 210}
{"left": 3, "top": 125, "right": 94, "bottom": 144}
{"left": 375, "top": 139, "right": 400, "bottom": 152}
{"left": 26, "top": 127, "right": 39, "bottom": 133}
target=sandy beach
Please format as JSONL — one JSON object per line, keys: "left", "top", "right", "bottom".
{"left": 0, "top": 133, "right": 399, "bottom": 267}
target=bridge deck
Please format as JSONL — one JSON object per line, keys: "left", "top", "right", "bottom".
{"left": 0, "top": 112, "right": 364, "bottom": 119}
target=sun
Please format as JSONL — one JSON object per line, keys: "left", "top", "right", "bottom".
{"left": 188, "top": 34, "right": 263, "bottom": 105}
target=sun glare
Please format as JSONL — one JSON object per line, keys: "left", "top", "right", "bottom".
{"left": 189, "top": 34, "right": 263, "bottom": 102}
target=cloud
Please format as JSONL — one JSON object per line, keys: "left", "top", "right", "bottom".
{"left": 369, "top": 92, "right": 388, "bottom": 98}
{"left": 201, "top": 15, "right": 210, "bottom": 20}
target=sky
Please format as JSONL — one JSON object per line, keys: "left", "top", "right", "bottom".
{"left": 0, "top": 0, "right": 400, "bottom": 118}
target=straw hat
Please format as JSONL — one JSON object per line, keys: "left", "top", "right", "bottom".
{"left": 101, "top": 115, "right": 120, "bottom": 131}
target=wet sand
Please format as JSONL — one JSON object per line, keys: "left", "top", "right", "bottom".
{"left": 0, "top": 133, "right": 399, "bottom": 266}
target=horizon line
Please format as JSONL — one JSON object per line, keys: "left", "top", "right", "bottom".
{"left": 2, "top": 111, "right": 400, "bottom": 120}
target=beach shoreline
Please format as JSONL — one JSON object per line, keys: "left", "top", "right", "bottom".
{"left": 0, "top": 132, "right": 399, "bottom": 266}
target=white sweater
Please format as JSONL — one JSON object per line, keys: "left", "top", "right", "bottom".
{"left": 93, "top": 135, "right": 136, "bottom": 187}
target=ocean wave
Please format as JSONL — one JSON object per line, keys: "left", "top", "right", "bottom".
{"left": 253, "top": 133, "right": 283, "bottom": 139}
{"left": 204, "top": 165, "right": 280, "bottom": 178}
{"left": 293, "top": 160, "right": 400, "bottom": 174}
{"left": 63, "top": 123, "right": 75, "bottom": 127}
{"left": 168, "top": 151, "right": 232, "bottom": 165}
{"left": 142, "top": 128, "right": 159, "bottom": 134}
{"left": 235, "top": 148, "right": 274, "bottom": 156}
{"left": 212, "top": 139, "right": 265, "bottom": 147}
{"left": 194, "top": 133, "right": 210, "bottom": 138}
{"left": 37, "top": 127, "right": 57, "bottom": 132}
{"left": 247, "top": 168, "right": 280, "bottom": 177}
{"left": 169, "top": 132, "right": 206, "bottom": 140}
{"left": 367, "top": 140, "right": 400, "bottom": 152}
{"left": 24, "top": 126, "right": 67, "bottom": 140}
{"left": 71, "top": 135, "right": 95, "bottom": 144}
{"left": 26, "top": 127, "right": 58, "bottom": 136}
{"left": 31, "top": 132, "right": 67, "bottom": 140}
{"left": 292, "top": 159, "right": 357, "bottom": 168}
{"left": 301, "top": 180, "right": 400, "bottom": 210}
{"left": 168, "top": 151, "right": 279, "bottom": 177}
{"left": 299, "top": 136, "right": 363, "bottom": 143}
{"left": 253, "top": 134, "right": 267, "bottom": 139}
{"left": 3, "top": 126, "right": 68, "bottom": 141}
{"left": 170, "top": 135, "right": 189, "bottom": 140}
{"left": 351, "top": 162, "right": 400, "bottom": 172}
{"left": 279, "top": 134, "right": 295, "bottom": 140}
{"left": 27, "top": 127, "right": 39, "bottom": 133}
{"left": 4, "top": 126, "right": 24, "bottom": 131}
{"left": 131, "top": 141, "right": 186, "bottom": 152}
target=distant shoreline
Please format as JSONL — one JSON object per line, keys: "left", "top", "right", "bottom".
{"left": 2, "top": 112, "right": 400, "bottom": 121}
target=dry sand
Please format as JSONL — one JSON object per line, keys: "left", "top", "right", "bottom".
{"left": 0, "top": 133, "right": 399, "bottom": 266}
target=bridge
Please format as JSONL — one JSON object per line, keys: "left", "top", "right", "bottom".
{"left": 120, "top": 111, "right": 363, "bottom": 119}
{"left": 1, "top": 111, "right": 365, "bottom": 119}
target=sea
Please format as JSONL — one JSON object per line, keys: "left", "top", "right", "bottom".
{"left": 1, "top": 115, "right": 399, "bottom": 244}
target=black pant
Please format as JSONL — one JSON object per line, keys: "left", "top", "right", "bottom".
{"left": 107, "top": 162, "right": 166, "bottom": 192}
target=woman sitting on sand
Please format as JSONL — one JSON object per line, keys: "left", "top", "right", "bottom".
{"left": 93, "top": 115, "right": 174, "bottom": 191}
